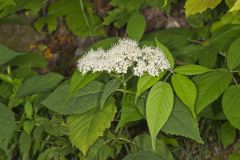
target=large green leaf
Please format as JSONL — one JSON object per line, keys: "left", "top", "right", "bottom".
{"left": 0, "top": 44, "right": 26, "bottom": 65}
{"left": 135, "top": 74, "right": 164, "bottom": 103}
{"left": 34, "top": 0, "right": 104, "bottom": 37}
{"left": 127, "top": 12, "right": 146, "bottom": 41}
{"left": 133, "top": 134, "right": 174, "bottom": 160}
{"left": 70, "top": 71, "right": 100, "bottom": 95}
{"left": 227, "top": 37, "right": 240, "bottom": 70}
{"left": 146, "top": 82, "right": 174, "bottom": 150}
{"left": 17, "top": 72, "right": 64, "bottom": 97}
{"left": 162, "top": 98, "right": 203, "bottom": 143}
{"left": 171, "top": 74, "right": 196, "bottom": 117}
{"left": 123, "top": 151, "right": 161, "bottom": 160}
{"left": 193, "top": 71, "right": 232, "bottom": 114}
{"left": 222, "top": 85, "right": 240, "bottom": 129}
{"left": 67, "top": 99, "right": 116, "bottom": 155}
{"left": 43, "top": 81, "right": 103, "bottom": 115}
{"left": 0, "top": 103, "right": 16, "bottom": 154}
{"left": 174, "top": 64, "right": 213, "bottom": 75}
{"left": 185, "top": 0, "right": 222, "bottom": 16}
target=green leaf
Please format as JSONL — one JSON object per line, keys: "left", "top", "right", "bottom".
{"left": 210, "top": 25, "right": 240, "bottom": 51}
{"left": 220, "top": 122, "right": 236, "bottom": 149}
{"left": 37, "top": 146, "right": 69, "bottom": 160}
{"left": 123, "top": 150, "right": 162, "bottom": 160}
{"left": 142, "top": 28, "right": 194, "bottom": 50}
{"left": 155, "top": 39, "right": 174, "bottom": 69}
{"left": 43, "top": 81, "right": 104, "bottom": 115}
{"left": 135, "top": 74, "right": 164, "bottom": 103}
{"left": 222, "top": 85, "right": 240, "bottom": 129}
{"left": 12, "top": 67, "right": 37, "bottom": 79}
{"left": 0, "top": 43, "right": 26, "bottom": 65}
{"left": 24, "top": 100, "right": 33, "bottom": 119}
{"left": 67, "top": 99, "right": 116, "bottom": 155}
{"left": 34, "top": 0, "right": 104, "bottom": 37}
{"left": 171, "top": 74, "right": 196, "bottom": 118}
{"left": 174, "top": 64, "right": 213, "bottom": 75}
{"left": 19, "top": 131, "right": 32, "bottom": 159}
{"left": 70, "top": 71, "right": 100, "bottom": 95}
{"left": 198, "top": 47, "right": 218, "bottom": 68}
{"left": 83, "top": 138, "right": 113, "bottom": 160}
{"left": 88, "top": 37, "right": 119, "bottom": 50}
{"left": 185, "top": 0, "right": 222, "bottom": 16}
{"left": 227, "top": 37, "right": 240, "bottom": 70}
{"left": 146, "top": 82, "right": 174, "bottom": 150}
{"left": 8, "top": 53, "right": 47, "bottom": 68}
{"left": 23, "top": 120, "right": 35, "bottom": 135}
{"left": 117, "top": 93, "right": 143, "bottom": 130}
{"left": 127, "top": 12, "right": 146, "bottom": 41}
{"left": 229, "top": 0, "right": 240, "bottom": 11}
{"left": 133, "top": 134, "right": 174, "bottom": 160}
{"left": 100, "top": 79, "right": 121, "bottom": 108}
{"left": 193, "top": 71, "right": 232, "bottom": 114}
{"left": 17, "top": 72, "right": 64, "bottom": 97}
{"left": 0, "top": 103, "right": 16, "bottom": 153}
{"left": 162, "top": 98, "right": 203, "bottom": 143}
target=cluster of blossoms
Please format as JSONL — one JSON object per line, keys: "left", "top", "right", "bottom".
{"left": 77, "top": 39, "right": 171, "bottom": 76}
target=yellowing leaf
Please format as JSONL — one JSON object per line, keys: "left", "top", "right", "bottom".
{"left": 185, "top": 0, "right": 222, "bottom": 16}
{"left": 229, "top": 0, "right": 240, "bottom": 11}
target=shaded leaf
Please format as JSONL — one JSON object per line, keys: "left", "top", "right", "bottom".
{"left": 0, "top": 43, "right": 26, "bottom": 65}
{"left": 227, "top": 37, "right": 240, "bottom": 70}
{"left": 117, "top": 93, "right": 143, "bottom": 130}
{"left": 34, "top": 0, "right": 104, "bottom": 37}
{"left": 123, "top": 150, "right": 161, "bottom": 160}
{"left": 8, "top": 53, "right": 47, "bottom": 68}
{"left": 17, "top": 72, "right": 64, "bottom": 97}
{"left": 222, "top": 85, "right": 240, "bottom": 129}
{"left": 0, "top": 103, "right": 16, "bottom": 154}
{"left": 100, "top": 79, "right": 121, "bottom": 108}
{"left": 162, "top": 98, "right": 203, "bottom": 143}
{"left": 133, "top": 134, "right": 174, "bottom": 160}
{"left": 220, "top": 122, "right": 236, "bottom": 148}
{"left": 193, "top": 71, "right": 232, "bottom": 113}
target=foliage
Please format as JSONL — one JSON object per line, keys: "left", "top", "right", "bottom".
{"left": 0, "top": 0, "right": 240, "bottom": 159}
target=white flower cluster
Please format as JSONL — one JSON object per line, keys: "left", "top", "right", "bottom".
{"left": 77, "top": 39, "right": 171, "bottom": 76}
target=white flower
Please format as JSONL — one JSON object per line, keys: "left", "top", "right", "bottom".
{"left": 77, "top": 38, "right": 171, "bottom": 76}
{"left": 133, "top": 47, "right": 171, "bottom": 76}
